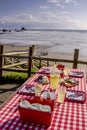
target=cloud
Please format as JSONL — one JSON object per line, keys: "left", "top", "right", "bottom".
{"left": 47, "top": 0, "right": 78, "bottom": 6}
{"left": 56, "top": 3, "right": 64, "bottom": 8}
{"left": 0, "top": 11, "right": 87, "bottom": 29}
{"left": 17, "top": 14, "right": 34, "bottom": 21}
{"left": 59, "top": 11, "right": 69, "bottom": 14}
{"left": 38, "top": 11, "right": 87, "bottom": 29}
{"left": 65, "top": 0, "right": 78, "bottom": 5}
{"left": 39, "top": 11, "right": 59, "bottom": 23}
{"left": 47, "top": 0, "right": 60, "bottom": 3}
{"left": 0, "top": 13, "right": 34, "bottom": 24}
{"left": 47, "top": 0, "right": 64, "bottom": 8}
{"left": 40, "top": 6, "right": 48, "bottom": 10}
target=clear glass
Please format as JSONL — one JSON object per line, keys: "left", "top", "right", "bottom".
{"left": 57, "top": 88, "right": 66, "bottom": 103}
{"left": 50, "top": 66, "right": 60, "bottom": 90}
{"left": 64, "top": 66, "right": 69, "bottom": 76}
{"left": 50, "top": 74, "right": 60, "bottom": 89}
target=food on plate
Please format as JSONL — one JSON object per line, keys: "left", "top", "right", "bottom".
{"left": 35, "top": 75, "right": 49, "bottom": 84}
{"left": 19, "top": 85, "right": 35, "bottom": 94}
{"left": 41, "top": 90, "right": 56, "bottom": 101}
{"left": 62, "top": 78, "right": 79, "bottom": 87}
{"left": 65, "top": 90, "right": 86, "bottom": 103}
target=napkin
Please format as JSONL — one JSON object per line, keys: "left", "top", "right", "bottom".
{"left": 19, "top": 100, "right": 51, "bottom": 113}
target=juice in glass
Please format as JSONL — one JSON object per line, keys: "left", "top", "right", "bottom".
{"left": 50, "top": 74, "right": 60, "bottom": 89}
{"left": 57, "top": 88, "right": 66, "bottom": 103}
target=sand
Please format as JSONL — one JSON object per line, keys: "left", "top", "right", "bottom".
{"left": 0, "top": 44, "right": 87, "bottom": 107}
{"left": 3, "top": 44, "right": 87, "bottom": 72}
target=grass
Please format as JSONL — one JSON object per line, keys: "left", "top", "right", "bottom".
{"left": 0, "top": 67, "right": 39, "bottom": 84}
{"left": 0, "top": 72, "right": 28, "bottom": 84}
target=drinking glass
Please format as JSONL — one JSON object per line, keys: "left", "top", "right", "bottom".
{"left": 50, "top": 66, "right": 60, "bottom": 90}
{"left": 50, "top": 74, "right": 60, "bottom": 89}
{"left": 57, "top": 88, "right": 66, "bottom": 103}
{"left": 64, "top": 66, "right": 69, "bottom": 76}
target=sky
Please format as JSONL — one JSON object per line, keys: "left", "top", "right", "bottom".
{"left": 0, "top": 0, "right": 87, "bottom": 30}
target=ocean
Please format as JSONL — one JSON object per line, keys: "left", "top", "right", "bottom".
{"left": 0, "top": 29, "right": 87, "bottom": 56}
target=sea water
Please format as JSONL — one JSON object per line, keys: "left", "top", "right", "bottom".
{"left": 0, "top": 29, "right": 87, "bottom": 56}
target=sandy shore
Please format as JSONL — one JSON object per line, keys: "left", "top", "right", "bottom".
{"left": 2, "top": 44, "right": 87, "bottom": 75}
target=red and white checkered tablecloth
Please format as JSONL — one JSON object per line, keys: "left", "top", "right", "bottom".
{"left": 0, "top": 68, "right": 87, "bottom": 130}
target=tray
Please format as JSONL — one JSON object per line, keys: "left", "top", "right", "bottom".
{"left": 18, "top": 98, "right": 54, "bottom": 126}
{"left": 35, "top": 75, "right": 49, "bottom": 84}
{"left": 65, "top": 90, "right": 86, "bottom": 103}
{"left": 69, "top": 71, "right": 84, "bottom": 78}
{"left": 19, "top": 85, "right": 35, "bottom": 95}
{"left": 61, "top": 78, "right": 79, "bottom": 88}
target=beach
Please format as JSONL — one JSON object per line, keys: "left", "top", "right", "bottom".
{"left": 0, "top": 44, "right": 87, "bottom": 106}
{"left": 3, "top": 44, "right": 87, "bottom": 72}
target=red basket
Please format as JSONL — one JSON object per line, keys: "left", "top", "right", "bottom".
{"left": 18, "top": 98, "right": 54, "bottom": 126}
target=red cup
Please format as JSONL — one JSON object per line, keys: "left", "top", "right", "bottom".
{"left": 57, "top": 64, "right": 65, "bottom": 71}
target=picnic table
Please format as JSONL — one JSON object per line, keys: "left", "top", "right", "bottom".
{"left": 0, "top": 67, "right": 87, "bottom": 130}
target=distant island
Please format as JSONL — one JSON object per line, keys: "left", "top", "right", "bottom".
{"left": 1, "top": 27, "right": 87, "bottom": 33}
{"left": 0, "top": 27, "right": 26, "bottom": 33}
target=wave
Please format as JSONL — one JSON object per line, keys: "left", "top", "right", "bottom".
{"left": 0, "top": 29, "right": 87, "bottom": 56}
